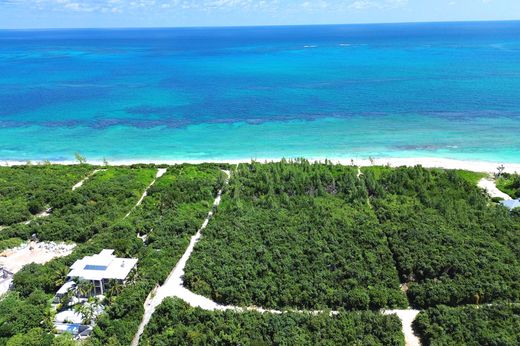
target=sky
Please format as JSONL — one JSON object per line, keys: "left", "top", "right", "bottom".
{"left": 0, "top": 0, "right": 519, "bottom": 29}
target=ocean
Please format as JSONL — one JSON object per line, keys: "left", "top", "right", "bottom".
{"left": 0, "top": 21, "right": 519, "bottom": 163}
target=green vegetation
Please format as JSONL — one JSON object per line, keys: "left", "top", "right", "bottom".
{"left": 497, "top": 173, "right": 520, "bottom": 199}
{"left": 185, "top": 161, "right": 406, "bottom": 310}
{"left": 0, "top": 162, "right": 518, "bottom": 344}
{"left": 185, "top": 162, "right": 519, "bottom": 311}
{"left": 366, "top": 166, "right": 520, "bottom": 308}
{"left": 0, "top": 238, "right": 23, "bottom": 252}
{"left": 414, "top": 304, "right": 520, "bottom": 346}
{"left": 452, "top": 170, "right": 487, "bottom": 185}
{"left": 141, "top": 298, "right": 405, "bottom": 346}
{"left": 0, "top": 164, "right": 224, "bottom": 345}
{"left": 0, "top": 291, "right": 52, "bottom": 345}
{"left": 88, "top": 164, "right": 225, "bottom": 346}
{"left": 1, "top": 166, "right": 157, "bottom": 242}
{"left": 0, "top": 165, "right": 91, "bottom": 226}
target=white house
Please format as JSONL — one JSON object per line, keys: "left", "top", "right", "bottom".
{"left": 52, "top": 250, "right": 136, "bottom": 338}
{"left": 65, "top": 249, "right": 137, "bottom": 296}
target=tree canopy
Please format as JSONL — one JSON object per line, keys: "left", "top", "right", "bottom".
{"left": 0, "top": 165, "right": 91, "bottom": 226}
{"left": 141, "top": 298, "right": 404, "bottom": 346}
{"left": 414, "top": 304, "right": 520, "bottom": 346}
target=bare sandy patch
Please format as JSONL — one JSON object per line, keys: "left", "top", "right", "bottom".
{"left": 383, "top": 309, "right": 421, "bottom": 346}
{"left": 478, "top": 178, "right": 512, "bottom": 200}
{"left": 0, "top": 241, "right": 75, "bottom": 274}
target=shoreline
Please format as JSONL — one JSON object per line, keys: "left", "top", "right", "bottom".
{"left": 2, "top": 157, "right": 520, "bottom": 173}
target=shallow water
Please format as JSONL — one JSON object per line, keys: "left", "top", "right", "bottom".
{"left": 1, "top": 22, "right": 519, "bottom": 162}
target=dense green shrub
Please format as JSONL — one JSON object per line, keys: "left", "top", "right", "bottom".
{"left": 186, "top": 163, "right": 520, "bottom": 311}
{"left": 0, "top": 238, "right": 23, "bottom": 252}
{"left": 140, "top": 298, "right": 405, "bottom": 346}
{"left": 414, "top": 304, "right": 520, "bottom": 346}
{"left": 185, "top": 161, "right": 406, "bottom": 310}
{"left": 497, "top": 173, "right": 520, "bottom": 199}
{"left": 366, "top": 166, "right": 520, "bottom": 308}
{"left": 1, "top": 167, "right": 157, "bottom": 242}
{"left": 88, "top": 165, "right": 224, "bottom": 346}
{"left": 12, "top": 262, "right": 70, "bottom": 297}
{"left": 0, "top": 165, "right": 91, "bottom": 226}
{"left": 0, "top": 291, "right": 52, "bottom": 345}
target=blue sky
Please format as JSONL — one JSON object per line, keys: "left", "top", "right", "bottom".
{"left": 0, "top": 0, "right": 519, "bottom": 29}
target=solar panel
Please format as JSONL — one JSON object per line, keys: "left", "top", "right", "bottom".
{"left": 84, "top": 265, "right": 108, "bottom": 271}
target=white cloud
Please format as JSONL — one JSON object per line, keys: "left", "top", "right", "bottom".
{"left": 301, "top": 0, "right": 329, "bottom": 10}
{"left": 1, "top": 0, "right": 409, "bottom": 14}
{"left": 348, "top": 0, "right": 408, "bottom": 10}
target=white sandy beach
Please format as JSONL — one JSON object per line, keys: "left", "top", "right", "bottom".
{"left": 3, "top": 157, "right": 520, "bottom": 173}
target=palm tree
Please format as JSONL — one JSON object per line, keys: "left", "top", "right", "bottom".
{"left": 73, "top": 296, "right": 101, "bottom": 325}
{"left": 59, "top": 289, "right": 76, "bottom": 310}
{"left": 42, "top": 306, "right": 55, "bottom": 331}
{"left": 54, "top": 266, "right": 70, "bottom": 287}
{"left": 74, "top": 302, "right": 94, "bottom": 325}
{"left": 76, "top": 280, "right": 95, "bottom": 298}
{"left": 106, "top": 279, "right": 123, "bottom": 303}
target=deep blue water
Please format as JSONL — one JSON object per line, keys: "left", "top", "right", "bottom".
{"left": 0, "top": 21, "right": 519, "bottom": 162}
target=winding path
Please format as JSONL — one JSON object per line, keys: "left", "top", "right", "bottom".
{"left": 17, "top": 169, "right": 105, "bottom": 227}
{"left": 125, "top": 168, "right": 167, "bottom": 219}
{"left": 383, "top": 309, "right": 421, "bottom": 346}
{"left": 478, "top": 178, "right": 512, "bottom": 200}
{"left": 72, "top": 169, "right": 105, "bottom": 191}
{"left": 131, "top": 169, "right": 421, "bottom": 346}
{"left": 131, "top": 170, "right": 230, "bottom": 346}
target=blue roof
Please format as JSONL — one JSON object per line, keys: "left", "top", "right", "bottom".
{"left": 501, "top": 199, "right": 520, "bottom": 210}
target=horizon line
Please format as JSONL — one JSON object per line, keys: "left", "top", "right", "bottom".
{"left": 1, "top": 18, "right": 519, "bottom": 32}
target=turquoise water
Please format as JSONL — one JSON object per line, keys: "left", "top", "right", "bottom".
{"left": 0, "top": 22, "right": 519, "bottom": 162}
